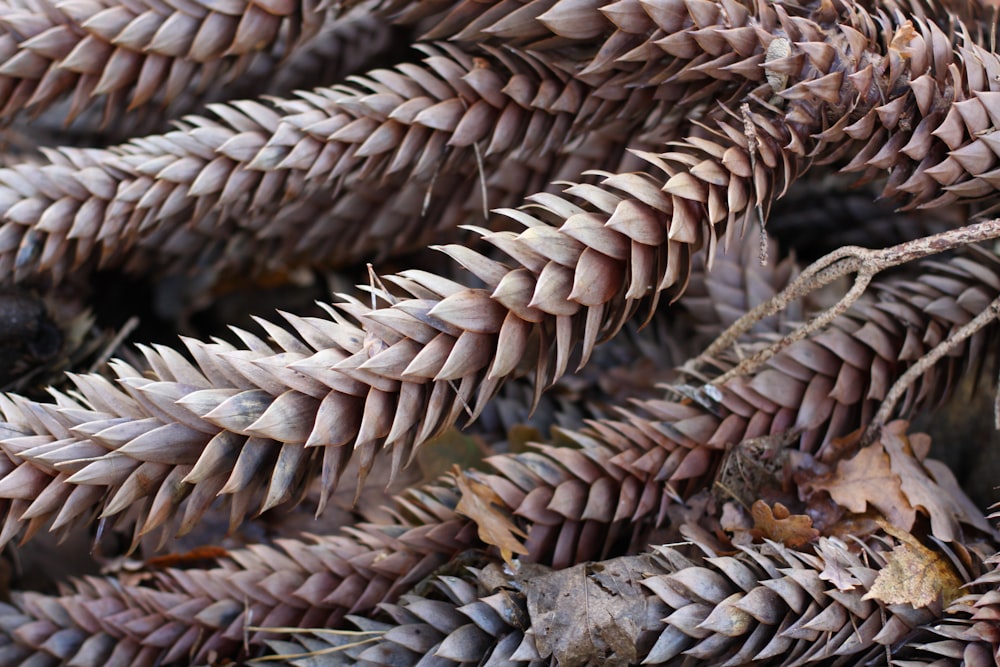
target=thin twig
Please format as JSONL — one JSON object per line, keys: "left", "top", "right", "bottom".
{"left": 87, "top": 316, "right": 139, "bottom": 373}
{"left": 247, "top": 636, "right": 382, "bottom": 662}
{"left": 862, "top": 295, "right": 1000, "bottom": 444}
{"left": 684, "top": 219, "right": 1000, "bottom": 385}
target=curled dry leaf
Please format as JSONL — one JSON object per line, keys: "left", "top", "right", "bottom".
{"left": 807, "top": 422, "right": 994, "bottom": 543}
{"left": 453, "top": 466, "right": 528, "bottom": 564}
{"left": 750, "top": 500, "right": 819, "bottom": 548}
{"left": 881, "top": 421, "right": 995, "bottom": 542}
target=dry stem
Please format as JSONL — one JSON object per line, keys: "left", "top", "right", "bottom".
{"left": 862, "top": 294, "right": 1000, "bottom": 444}
{"left": 684, "top": 219, "right": 1000, "bottom": 385}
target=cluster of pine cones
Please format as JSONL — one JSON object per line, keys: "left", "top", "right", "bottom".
{"left": 0, "top": 0, "right": 996, "bottom": 663}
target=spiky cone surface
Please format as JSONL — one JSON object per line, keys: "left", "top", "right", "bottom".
{"left": 0, "top": 198, "right": 990, "bottom": 563}
{"left": 262, "top": 537, "right": 953, "bottom": 666}
{"left": 0, "top": 237, "right": 995, "bottom": 665}
{"left": 604, "top": 246, "right": 1000, "bottom": 501}
{"left": 483, "top": 0, "right": 1000, "bottom": 216}
{"left": 472, "top": 221, "right": 808, "bottom": 448}
{"left": 0, "top": 0, "right": 988, "bottom": 540}
{"left": 0, "top": 237, "right": 861, "bottom": 665}
{"left": 0, "top": 410, "right": 677, "bottom": 666}
{"left": 884, "top": 508, "right": 1000, "bottom": 667}
{"left": 7, "top": 12, "right": 397, "bottom": 146}
{"left": 0, "top": 41, "right": 659, "bottom": 284}
{"left": 9, "top": 0, "right": 1000, "bottom": 286}
{"left": 0, "top": 0, "right": 334, "bottom": 124}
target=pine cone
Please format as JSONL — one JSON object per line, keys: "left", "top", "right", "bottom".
{"left": 6, "top": 12, "right": 396, "bottom": 144}
{"left": 0, "top": 0, "right": 333, "bottom": 123}
{"left": 263, "top": 536, "right": 952, "bottom": 666}
{"left": 0, "top": 409, "right": 668, "bottom": 664}
{"left": 885, "top": 528, "right": 1000, "bottom": 666}
{"left": 0, "top": 42, "right": 654, "bottom": 283}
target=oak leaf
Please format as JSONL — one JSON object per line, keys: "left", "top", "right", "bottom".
{"left": 750, "top": 500, "right": 818, "bottom": 548}
{"left": 863, "top": 537, "right": 962, "bottom": 608}
{"left": 454, "top": 466, "right": 528, "bottom": 564}
{"left": 807, "top": 440, "right": 916, "bottom": 531}
{"left": 881, "top": 421, "right": 994, "bottom": 542}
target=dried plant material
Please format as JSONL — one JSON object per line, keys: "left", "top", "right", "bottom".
{"left": 750, "top": 500, "right": 819, "bottom": 548}
{"left": 863, "top": 535, "right": 963, "bottom": 608}
{"left": 522, "top": 555, "right": 653, "bottom": 667}
{"left": 286, "top": 534, "right": 964, "bottom": 665}
{"left": 454, "top": 467, "right": 528, "bottom": 564}
{"left": 4, "top": 0, "right": 1000, "bottom": 558}
{"left": 892, "top": 552, "right": 1000, "bottom": 663}
{"left": 0, "top": 44, "right": 652, "bottom": 285}
{"left": 818, "top": 553, "right": 864, "bottom": 591}
{"left": 696, "top": 220, "right": 1000, "bottom": 387}
{"left": 0, "top": 434, "right": 667, "bottom": 663}
{"left": 713, "top": 431, "right": 794, "bottom": 508}
{"left": 807, "top": 438, "right": 917, "bottom": 530}
{"left": 0, "top": 0, "right": 336, "bottom": 125}
{"left": 4, "top": 0, "right": 1000, "bottom": 662}
{"left": 881, "top": 421, "right": 995, "bottom": 541}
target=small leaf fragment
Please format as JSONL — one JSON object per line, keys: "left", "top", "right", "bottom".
{"left": 750, "top": 500, "right": 818, "bottom": 548}
{"left": 454, "top": 466, "right": 528, "bottom": 564}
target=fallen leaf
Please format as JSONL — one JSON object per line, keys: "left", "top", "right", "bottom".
{"left": 750, "top": 500, "right": 818, "bottom": 548}
{"left": 863, "top": 538, "right": 963, "bottom": 608}
{"left": 881, "top": 421, "right": 993, "bottom": 542}
{"left": 815, "top": 538, "right": 863, "bottom": 591}
{"left": 807, "top": 440, "right": 916, "bottom": 531}
{"left": 454, "top": 466, "right": 528, "bottom": 564}
{"left": 523, "top": 554, "right": 653, "bottom": 667}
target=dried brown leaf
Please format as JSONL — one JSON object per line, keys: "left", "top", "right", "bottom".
{"left": 522, "top": 555, "right": 653, "bottom": 667}
{"left": 750, "top": 500, "right": 818, "bottom": 548}
{"left": 808, "top": 440, "right": 917, "bottom": 531}
{"left": 818, "top": 554, "right": 863, "bottom": 591}
{"left": 863, "top": 536, "right": 963, "bottom": 608}
{"left": 454, "top": 466, "right": 528, "bottom": 564}
{"left": 881, "top": 420, "right": 993, "bottom": 542}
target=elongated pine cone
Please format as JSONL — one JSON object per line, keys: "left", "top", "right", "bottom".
{"left": 263, "top": 535, "right": 974, "bottom": 666}
{"left": 3, "top": 0, "right": 1000, "bottom": 547}
{"left": 0, "top": 42, "right": 662, "bottom": 283}
{"left": 1, "top": 0, "right": 1000, "bottom": 665}
{"left": 0, "top": 244, "right": 995, "bottom": 664}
